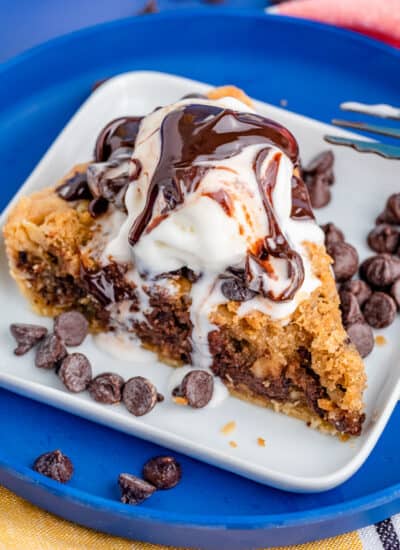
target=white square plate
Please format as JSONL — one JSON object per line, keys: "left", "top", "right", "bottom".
{"left": 1, "top": 71, "right": 399, "bottom": 493}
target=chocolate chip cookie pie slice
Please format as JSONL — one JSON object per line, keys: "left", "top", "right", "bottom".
{"left": 3, "top": 85, "right": 366, "bottom": 437}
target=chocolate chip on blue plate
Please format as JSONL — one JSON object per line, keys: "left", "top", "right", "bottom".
{"left": 118, "top": 473, "right": 156, "bottom": 505}
{"left": 33, "top": 450, "right": 73, "bottom": 483}
{"left": 143, "top": 456, "right": 182, "bottom": 489}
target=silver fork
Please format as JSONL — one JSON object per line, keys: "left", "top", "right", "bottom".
{"left": 324, "top": 102, "right": 400, "bottom": 159}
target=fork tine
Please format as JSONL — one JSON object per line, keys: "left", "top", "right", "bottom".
{"left": 332, "top": 119, "right": 400, "bottom": 140}
{"left": 340, "top": 102, "right": 400, "bottom": 121}
{"left": 324, "top": 135, "right": 400, "bottom": 159}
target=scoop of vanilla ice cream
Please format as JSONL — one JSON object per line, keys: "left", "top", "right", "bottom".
{"left": 103, "top": 94, "right": 324, "bottom": 309}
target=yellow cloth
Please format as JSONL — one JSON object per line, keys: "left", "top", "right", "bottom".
{"left": 0, "top": 486, "right": 362, "bottom": 549}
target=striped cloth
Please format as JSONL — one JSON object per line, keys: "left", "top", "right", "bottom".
{"left": 0, "top": 486, "right": 399, "bottom": 549}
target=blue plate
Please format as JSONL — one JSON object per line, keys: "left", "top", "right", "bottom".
{"left": 0, "top": 10, "right": 400, "bottom": 548}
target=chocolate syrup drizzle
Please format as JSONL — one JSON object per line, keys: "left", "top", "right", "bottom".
{"left": 246, "top": 150, "right": 304, "bottom": 301}
{"left": 127, "top": 104, "right": 311, "bottom": 302}
{"left": 94, "top": 116, "right": 143, "bottom": 162}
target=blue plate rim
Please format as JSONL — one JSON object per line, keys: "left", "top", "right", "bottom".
{"left": 2, "top": 454, "right": 400, "bottom": 529}
{"left": 0, "top": 8, "right": 399, "bottom": 80}
{"left": 1, "top": 7, "right": 400, "bottom": 533}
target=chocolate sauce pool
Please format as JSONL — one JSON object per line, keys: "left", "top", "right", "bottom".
{"left": 128, "top": 104, "right": 310, "bottom": 301}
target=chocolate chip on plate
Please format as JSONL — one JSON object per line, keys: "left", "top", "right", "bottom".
{"left": 143, "top": 456, "right": 181, "bottom": 489}
{"left": 33, "top": 450, "right": 73, "bottom": 483}
{"left": 346, "top": 322, "right": 374, "bottom": 358}
{"left": 58, "top": 353, "right": 92, "bottom": 392}
{"left": 118, "top": 473, "right": 156, "bottom": 505}
{"left": 339, "top": 291, "right": 363, "bottom": 327}
{"left": 328, "top": 242, "right": 359, "bottom": 282}
{"left": 122, "top": 376, "right": 158, "bottom": 416}
{"left": 368, "top": 225, "right": 399, "bottom": 254}
{"left": 221, "top": 277, "right": 256, "bottom": 302}
{"left": 54, "top": 311, "right": 89, "bottom": 346}
{"left": 363, "top": 292, "right": 397, "bottom": 329}
{"left": 35, "top": 334, "right": 67, "bottom": 369}
{"left": 10, "top": 323, "right": 48, "bottom": 356}
{"left": 341, "top": 279, "right": 372, "bottom": 307}
{"left": 361, "top": 254, "right": 400, "bottom": 288}
{"left": 376, "top": 193, "right": 400, "bottom": 225}
{"left": 321, "top": 223, "right": 345, "bottom": 248}
{"left": 390, "top": 278, "right": 400, "bottom": 309}
{"left": 88, "top": 372, "right": 124, "bottom": 404}
{"left": 179, "top": 370, "right": 214, "bottom": 409}
{"left": 307, "top": 175, "right": 331, "bottom": 208}
{"left": 304, "top": 150, "right": 335, "bottom": 175}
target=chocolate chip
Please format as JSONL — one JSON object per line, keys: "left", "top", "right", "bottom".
{"left": 122, "top": 377, "right": 158, "bottom": 416}
{"left": 390, "top": 278, "right": 400, "bottom": 309}
{"left": 341, "top": 279, "right": 372, "bottom": 307}
{"left": 157, "top": 393, "right": 165, "bottom": 403}
{"left": 10, "top": 323, "right": 48, "bottom": 356}
{"left": 387, "top": 194, "right": 400, "bottom": 221}
{"left": 361, "top": 254, "right": 400, "bottom": 288}
{"left": 321, "top": 223, "right": 345, "bottom": 248}
{"left": 88, "top": 197, "right": 109, "bottom": 218}
{"left": 328, "top": 242, "right": 359, "bottom": 282}
{"left": 307, "top": 175, "right": 331, "bottom": 208}
{"left": 118, "top": 473, "right": 156, "bottom": 505}
{"left": 33, "top": 450, "right": 73, "bottom": 483}
{"left": 377, "top": 194, "right": 400, "bottom": 225}
{"left": 179, "top": 370, "right": 214, "bottom": 408}
{"left": 221, "top": 277, "right": 256, "bottom": 302}
{"left": 346, "top": 322, "right": 374, "bottom": 358}
{"left": 368, "top": 225, "right": 399, "bottom": 254}
{"left": 304, "top": 150, "right": 334, "bottom": 175}
{"left": 17, "top": 250, "right": 28, "bottom": 265}
{"left": 339, "top": 291, "right": 363, "bottom": 326}
{"left": 58, "top": 353, "right": 92, "bottom": 392}
{"left": 56, "top": 172, "right": 92, "bottom": 202}
{"left": 143, "top": 456, "right": 181, "bottom": 489}
{"left": 363, "top": 292, "right": 397, "bottom": 328}
{"left": 88, "top": 372, "right": 124, "bottom": 404}
{"left": 54, "top": 311, "right": 89, "bottom": 346}
{"left": 35, "top": 334, "right": 67, "bottom": 369}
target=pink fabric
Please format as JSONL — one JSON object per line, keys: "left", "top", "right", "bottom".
{"left": 274, "top": 0, "right": 400, "bottom": 48}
